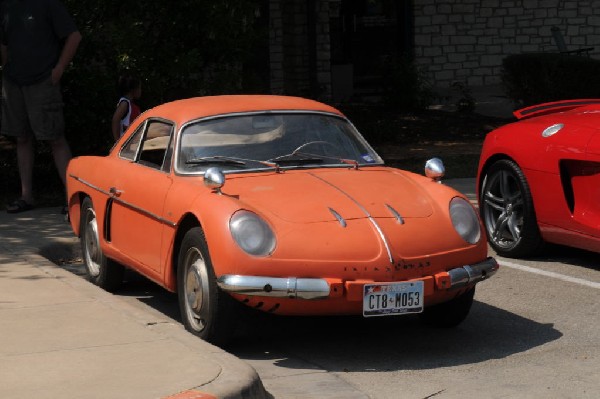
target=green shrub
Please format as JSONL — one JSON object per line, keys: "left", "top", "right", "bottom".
{"left": 502, "top": 53, "right": 600, "bottom": 106}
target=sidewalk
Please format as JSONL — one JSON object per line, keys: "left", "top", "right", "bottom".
{"left": 0, "top": 207, "right": 269, "bottom": 399}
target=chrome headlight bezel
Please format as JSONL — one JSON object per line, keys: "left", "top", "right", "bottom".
{"left": 449, "top": 197, "right": 481, "bottom": 245}
{"left": 229, "top": 210, "right": 276, "bottom": 256}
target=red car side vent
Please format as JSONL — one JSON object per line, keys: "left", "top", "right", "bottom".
{"left": 514, "top": 99, "right": 600, "bottom": 120}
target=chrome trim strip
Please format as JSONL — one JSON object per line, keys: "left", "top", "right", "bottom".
{"left": 70, "top": 174, "right": 111, "bottom": 196}
{"left": 217, "top": 275, "right": 330, "bottom": 300}
{"left": 328, "top": 207, "right": 347, "bottom": 227}
{"left": 447, "top": 257, "right": 499, "bottom": 290}
{"left": 310, "top": 173, "right": 394, "bottom": 264}
{"left": 70, "top": 175, "right": 177, "bottom": 228}
{"left": 385, "top": 204, "right": 405, "bottom": 224}
{"left": 366, "top": 218, "right": 394, "bottom": 264}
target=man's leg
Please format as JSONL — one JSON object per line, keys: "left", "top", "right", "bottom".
{"left": 16, "top": 135, "right": 35, "bottom": 204}
{"left": 2, "top": 76, "right": 35, "bottom": 209}
{"left": 50, "top": 135, "right": 72, "bottom": 186}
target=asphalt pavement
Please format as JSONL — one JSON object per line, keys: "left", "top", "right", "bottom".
{"left": 430, "top": 83, "right": 515, "bottom": 119}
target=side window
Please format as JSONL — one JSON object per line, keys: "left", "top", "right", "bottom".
{"left": 138, "top": 121, "right": 174, "bottom": 170}
{"left": 119, "top": 122, "right": 145, "bottom": 161}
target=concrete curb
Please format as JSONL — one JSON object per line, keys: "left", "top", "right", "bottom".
{"left": 0, "top": 208, "right": 269, "bottom": 399}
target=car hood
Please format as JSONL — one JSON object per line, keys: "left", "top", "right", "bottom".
{"left": 225, "top": 168, "right": 434, "bottom": 223}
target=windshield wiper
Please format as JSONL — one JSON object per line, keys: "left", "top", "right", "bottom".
{"left": 268, "top": 157, "right": 324, "bottom": 165}
{"left": 185, "top": 156, "right": 284, "bottom": 172}
{"left": 186, "top": 156, "right": 247, "bottom": 166}
{"left": 269, "top": 151, "right": 359, "bottom": 168}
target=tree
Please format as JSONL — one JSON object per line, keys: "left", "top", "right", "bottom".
{"left": 63, "top": 0, "right": 268, "bottom": 155}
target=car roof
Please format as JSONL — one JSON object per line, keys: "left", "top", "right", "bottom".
{"left": 143, "top": 95, "right": 344, "bottom": 125}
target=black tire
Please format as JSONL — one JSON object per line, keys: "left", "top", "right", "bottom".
{"left": 177, "top": 227, "right": 237, "bottom": 345}
{"left": 80, "top": 197, "right": 124, "bottom": 291}
{"left": 480, "top": 159, "right": 543, "bottom": 258}
{"left": 420, "top": 287, "right": 475, "bottom": 328}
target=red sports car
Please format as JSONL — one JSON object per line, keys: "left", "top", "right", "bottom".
{"left": 477, "top": 99, "right": 600, "bottom": 258}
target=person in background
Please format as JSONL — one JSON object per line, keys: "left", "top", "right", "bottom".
{"left": 111, "top": 74, "right": 142, "bottom": 141}
{"left": 1, "top": 0, "right": 82, "bottom": 214}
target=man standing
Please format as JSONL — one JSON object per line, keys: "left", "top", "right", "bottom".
{"left": 1, "top": 0, "right": 81, "bottom": 213}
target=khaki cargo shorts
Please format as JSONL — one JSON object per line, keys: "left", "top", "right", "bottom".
{"left": 1, "top": 75, "right": 65, "bottom": 140}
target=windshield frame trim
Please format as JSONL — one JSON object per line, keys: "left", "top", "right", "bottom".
{"left": 173, "top": 110, "right": 384, "bottom": 176}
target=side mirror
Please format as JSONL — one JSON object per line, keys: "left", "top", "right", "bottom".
{"left": 425, "top": 158, "right": 445, "bottom": 182}
{"left": 204, "top": 167, "right": 225, "bottom": 193}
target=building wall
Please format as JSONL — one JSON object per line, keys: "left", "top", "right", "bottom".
{"left": 413, "top": 0, "right": 600, "bottom": 88}
{"left": 269, "top": 0, "right": 332, "bottom": 98}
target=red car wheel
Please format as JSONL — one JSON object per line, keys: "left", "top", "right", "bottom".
{"left": 480, "top": 159, "right": 543, "bottom": 258}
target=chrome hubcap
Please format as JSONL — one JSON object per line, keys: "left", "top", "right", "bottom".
{"left": 184, "top": 248, "right": 210, "bottom": 332}
{"left": 483, "top": 170, "right": 524, "bottom": 249}
{"left": 83, "top": 210, "right": 101, "bottom": 277}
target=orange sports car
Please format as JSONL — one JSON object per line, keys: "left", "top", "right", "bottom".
{"left": 66, "top": 95, "right": 498, "bottom": 344}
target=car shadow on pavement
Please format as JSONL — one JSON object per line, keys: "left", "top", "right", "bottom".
{"left": 41, "top": 241, "right": 562, "bottom": 371}
{"left": 227, "top": 302, "right": 562, "bottom": 371}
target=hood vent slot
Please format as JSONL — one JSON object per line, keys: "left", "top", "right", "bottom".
{"left": 328, "top": 207, "right": 347, "bottom": 228}
{"left": 385, "top": 204, "right": 405, "bottom": 224}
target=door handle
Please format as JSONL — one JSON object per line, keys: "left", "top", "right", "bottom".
{"left": 109, "top": 187, "right": 123, "bottom": 197}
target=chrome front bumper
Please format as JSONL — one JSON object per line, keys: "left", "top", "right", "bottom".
{"left": 447, "top": 257, "right": 499, "bottom": 289}
{"left": 217, "top": 257, "right": 499, "bottom": 300}
{"left": 217, "top": 275, "right": 331, "bottom": 299}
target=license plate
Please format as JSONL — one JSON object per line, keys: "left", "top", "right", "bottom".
{"left": 363, "top": 281, "right": 424, "bottom": 317}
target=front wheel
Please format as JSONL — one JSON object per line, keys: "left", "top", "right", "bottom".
{"left": 80, "top": 197, "right": 124, "bottom": 291}
{"left": 419, "top": 287, "right": 475, "bottom": 328}
{"left": 480, "top": 159, "right": 543, "bottom": 258}
{"left": 177, "top": 227, "right": 237, "bottom": 345}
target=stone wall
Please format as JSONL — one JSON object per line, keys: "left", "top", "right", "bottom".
{"left": 413, "top": 0, "right": 600, "bottom": 88}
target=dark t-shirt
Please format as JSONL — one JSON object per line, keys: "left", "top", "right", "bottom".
{"left": 1, "top": 0, "right": 78, "bottom": 85}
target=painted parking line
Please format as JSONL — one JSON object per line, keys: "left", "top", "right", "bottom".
{"left": 499, "top": 259, "right": 600, "bottom": 290}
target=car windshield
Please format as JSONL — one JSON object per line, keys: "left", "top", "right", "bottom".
{"left": 176, "top": 112, "right": 383, "bottom": 174}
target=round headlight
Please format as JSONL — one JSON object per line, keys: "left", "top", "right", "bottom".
{"left": 450, "top": 197, "right": 481, "bottom": 244}
{"left": 229, "top": 210, "right": 276, "bottom": 256}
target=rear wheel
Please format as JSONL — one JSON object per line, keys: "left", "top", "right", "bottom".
{"left": 80, "top": 197, "right": 124, "bottom": 291}
{"left": 420, "top": 287, "right": 475, "bottom": 327}
{"left": 480, "top": 159, "right": 543, "bottom": 258}
{"left": 177, "top": 227, "right": 237, "bottom": 345}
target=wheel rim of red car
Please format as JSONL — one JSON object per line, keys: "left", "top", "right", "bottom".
{"left": 482, "top": 169, "right": 524, "bottom": 249}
